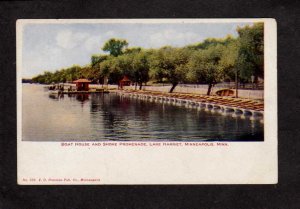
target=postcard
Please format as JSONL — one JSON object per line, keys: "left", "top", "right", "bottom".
{"left": 17, "top": 19, "right": 277, "bottom": 184}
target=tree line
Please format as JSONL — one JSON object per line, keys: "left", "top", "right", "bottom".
{"left": 32, "top": 23, "right": 264, "bottom": 95}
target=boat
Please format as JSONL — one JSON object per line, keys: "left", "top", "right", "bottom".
{"left": 215, "top": 88, "right": 235, "bottom": 96}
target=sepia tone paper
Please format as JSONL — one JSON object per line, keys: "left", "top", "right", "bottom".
{"left": 17, "top": 19, "right": 277, "bottom": 184}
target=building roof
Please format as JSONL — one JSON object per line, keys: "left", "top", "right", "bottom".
{"left": 120, "top": 76, "right": 131, "bottom": 82}
{"left": 73, "top": 79, "right": 91, "bottom": 83}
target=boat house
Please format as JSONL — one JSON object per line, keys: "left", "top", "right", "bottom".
{"left": 73, "top": 79, "right": 91, "bottom": 91}
{"left": 119, "top": 76, "right": 131, "bottom": 89}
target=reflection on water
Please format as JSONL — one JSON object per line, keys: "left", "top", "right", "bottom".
{"left": 48, "top": 93, "right": 64, "bottom": 100}
{"left": 22, "top": 84, "right": 264, "bottom": 141}
{"left": 75, "top": 94, "right": 89, "bottom": 103}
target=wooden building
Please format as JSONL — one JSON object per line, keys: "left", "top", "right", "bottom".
{"left": 119, "top": 76, "right": 131, "bottom": 89}
{"left": 73, "top": 79, "right": 91, "bottom": 91}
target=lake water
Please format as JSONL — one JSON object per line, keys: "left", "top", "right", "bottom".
{"left": 22, "top": 84, "right": 263, "bottom": 141}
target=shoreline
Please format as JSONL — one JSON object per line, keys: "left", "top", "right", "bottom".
{"left": 116, "top": 89, "right": 264, "bottom": 123}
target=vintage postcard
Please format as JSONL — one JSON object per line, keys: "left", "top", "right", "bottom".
{"left": 17, "top": 19, "right": 277, "bottom": 184}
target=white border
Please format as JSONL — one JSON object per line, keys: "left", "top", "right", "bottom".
{"left": 17, "top": 19, "right": 277, "bottom": 184}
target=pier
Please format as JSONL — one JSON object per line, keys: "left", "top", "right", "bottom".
{"left": 49, "top": 89, "right": 110, "bottom": 95}
{"left": 61, "top": 89, "right": 109, "bottom": 94}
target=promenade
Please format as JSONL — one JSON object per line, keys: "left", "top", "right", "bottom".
{"left": 89, "top": 84, "right": 264, "bottom": 100}
{"left": 116, "top": 89, "right": 264, "bottom": 123}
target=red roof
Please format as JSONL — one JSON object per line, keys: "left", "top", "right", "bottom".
{"left": 120, "top": 76, "right": 131, "bottom": 82}
{"left": 73, "top": 79, "right": 91, "bottom": 83}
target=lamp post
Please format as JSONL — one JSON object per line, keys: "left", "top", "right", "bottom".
{"left": 235, "top": 68, "right": 238, "bottom": 98}
{"left": 103, "top": 76, "right": 109, "bottom": 89}
{"left": 251, "top": 75, "right": 255, "bottom": 89}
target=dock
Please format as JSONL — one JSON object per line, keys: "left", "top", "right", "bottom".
{"left": 49, "top": 89, "right": 109, "bottom": 95}
{"left": 61, "top": 90, "right": 109, "bottom": 94}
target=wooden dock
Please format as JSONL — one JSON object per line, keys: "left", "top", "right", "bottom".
{"left": 50, "top": 89, "right": 109, "bottom": 94}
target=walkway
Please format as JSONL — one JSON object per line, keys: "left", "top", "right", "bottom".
{"left": 117, "top": 89, "right": 264, "bottom": 123}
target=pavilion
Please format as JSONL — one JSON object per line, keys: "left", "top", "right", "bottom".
{"left": 119, "top": 76, "right": 131, "bottom": 89}
{"left": 73, "top": 79, "right": 91, "bottom": 91}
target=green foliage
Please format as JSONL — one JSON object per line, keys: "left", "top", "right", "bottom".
{"left": 102, "top": 38, "right": 128, "bottom": 57}
{"left": 131, "top": 51, "right": 150, "bottom": 89}
{"left": 186, "top": 35, "right": 235, "bottom": 50}
{"left": 124, "top": 47, "right": 142, "bottom": 54}
{"left": 99, "top": 58, "right": 112, "bottom": 77}
{"left": 187, "top": 44, "right": 225, "bottom": 94}
{"left": 149, "top": 47, "right": 191, "bottom": 92}
{"left": 187, "top": 44, "right": 234, "bottom": 95}
{"left": 218, "top": 40, "right": 239, "bottom": 81}
{"left": 81, "top": 65, "right": 100, "bottom": 83}
{"left": 236, "top": 23, "right": 264, "bottom": 81}
{"left": 91, "top": 54, "right": 109, "bottom": 67}
{"left": 32, "top": 65, "right": 82, "bottom": 84}
{"left": 99, "top": 55, "right": 130, "bottom": 84}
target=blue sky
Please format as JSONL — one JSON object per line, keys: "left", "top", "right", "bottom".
{"left": 22, "top": 22, "right": 253, "bottom": 78}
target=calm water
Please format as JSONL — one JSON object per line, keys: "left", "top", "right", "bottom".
{"left": 22, "top": 84, "right": 264, "bottom": 141}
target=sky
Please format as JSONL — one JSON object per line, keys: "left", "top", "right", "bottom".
{"left": 22, "top": 22, "right": 253, "bottom": 78}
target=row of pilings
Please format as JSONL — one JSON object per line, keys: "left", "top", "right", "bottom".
{"left": 116, "top": 91, "right": 264, "bottom": 123}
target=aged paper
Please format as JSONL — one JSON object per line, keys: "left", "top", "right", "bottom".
{"left": 17, "top": 19, "right": 277, "bottom": 184}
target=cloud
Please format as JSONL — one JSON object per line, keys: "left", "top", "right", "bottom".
{"left": 55, "top": 29, "right": 103, "bottom": 52}
{"left": 149, "top": 29, "right": 201, "bottom": 47}
{"left": 56, "top": 30, "right": 89, "bottom": 49}
{"left": 84, "top": 36, "right": 102, "bottom": 51}
{"left": 22, "top": 43, "right": 64, "bottom": 77}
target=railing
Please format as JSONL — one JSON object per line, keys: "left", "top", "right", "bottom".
{"left": 89, "top": 83, "right": 264, "bottom": 99}
{"left": 178, "top": 82, "right": 264, "bottom": 90}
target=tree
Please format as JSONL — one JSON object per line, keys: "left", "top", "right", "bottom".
{"left": 149, "top": 47, "right": 191, "bottom": 93}
{"left": 236, "top": 23, "right": 264, "bottom": 81}
{"left": 81, "top": 65, "right": 100, "bottom": 83}
{"left": 91, "top": 54, "right": 109, "bottom": 67}
{"left": 43, "top": 71, "right": 54, "bottom": 84}
{"left": 218, "top": 40, "right": 239, "bottom": 81}
{"left": 132, "top": 51, "right": 150, "bottom": 90}
{"left": 186, "top": 35, "right": 235, "bottom": 50}
{"left": 99, "top": 59, "right": 112, "bottom": 85}
{"left": 102, "top": 38, "right": 129, "bottom": 57}
{"left": 65, "top": 65, "right": 82, "bottom": 82}
{"left": 124, "top": 47, "right": 142, "bottom": 54}
{"left": 100, "top": 56, "right": 126, "bottom": 84}
{"left": 187, "top": 44, "right": 225, "bottom": 95}
{"left": 32, "top": 74, "right": 46, "bottom": 84}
